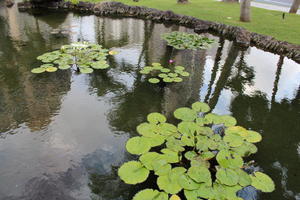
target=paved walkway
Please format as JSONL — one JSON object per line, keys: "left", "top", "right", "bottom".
{"left": 252, "top": 1, "right": 300, "bottom": 14}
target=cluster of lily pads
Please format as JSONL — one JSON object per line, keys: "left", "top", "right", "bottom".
{"left": 162, "top": 32, "right": 215, "bottom": 50}
{"left": 118, "top": 102, "right": 275, "bottom": 200}
{"left": 140, "top": 63, "right": 190, "bottom": 84}
{"left": 31, "top": 42, "right": 117, "bottom": 74}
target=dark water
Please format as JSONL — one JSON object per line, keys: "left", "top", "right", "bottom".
{"left": 0, "top": 3, "right": 299, "bottom": 200}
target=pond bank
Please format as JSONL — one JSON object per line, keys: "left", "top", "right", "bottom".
{"left": 17, "top": 1, "right": 300, "bottom": 64}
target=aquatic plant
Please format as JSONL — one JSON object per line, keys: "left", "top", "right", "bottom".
{"left": 140, "top": 63, "right": 190, "bottom": 84}
{"left": 162, "top": 32, "right": 215, "bottom": 50}
{"left": 31, "top": 42, "right": 117, "bottom": 74}
{"left": 118, "top": 102, "right": 275, "bottom": 200}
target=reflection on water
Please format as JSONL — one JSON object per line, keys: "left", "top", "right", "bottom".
{"left": 0, "top": 2, "right": 299, "bottom": 200}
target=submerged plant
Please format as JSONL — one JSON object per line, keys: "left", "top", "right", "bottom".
{"left": 31, "top": 42, "right": 117, "bottom": 74}
{"left": 140, "top": 63, "right": 190, "bottom": 84}
{"left": 118, "top": 102, "right": 275, "bottom": 200}
{"left": 162, "top": 32, "right": 215, "bottom": 50}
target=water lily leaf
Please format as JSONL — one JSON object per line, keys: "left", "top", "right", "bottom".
{"left": 158, "top": 73, "right": 168, "bottom": 78}
{"left": 169, "top": 194, "right": 181, "bottom": 200}
{"left": 200, "top": 151, "right": 215, "bottom": 160}
{"left": 225, "top": 126, "right": 247, "bottom": 136}
{"left": 118, "top": 161, "right": 149, "bottom": 184}
{"left": 147, "top": 112, "right": 166, "bottom": 124}
{"left": 163, "top": 77, "right": 173, "bottom": 83}
{"left": 180, "top": 71, "right": 190, "bottom": 77}
{"left": 184, "top": 151, "right": 197, "bottom": 160}
{"left": 166, "top": 137, "right": 185, "bottom": 152}
{"left": 175, "top": 66, "right": 185, "bottom": 71}
{"left": 216, "top": 168, "right": 239, "bottom": 186}
{"left": 91, "top": 62, "right": 109, "bottom": 69}
{"left": 178, "top": 173, "right": 201, "bottom": 190}
{"left": 46, "top": 67, "right": 58, "bottom": 72}
{"left": 220, "top": 115, "right": 237, "bottom": 127}
{"left": 191, "top": 102, "right": 210, "bottom": 112}
{"left": 152, "top": 158, "right": 172, "bottom": 176}
{"left": 244, "top": 130, "right": 262, "bottom": 143}
{"left": 149, "top": 78, "right": 160, "bottom": 84}
{"left": 190, "top": 156, "right": 210, "bottom": 168}
{"left": 173, "top": 107, "right": 197, "bottom": 121}
{"left": 139, "top": 152, "right": 161, "bottom": 170}
{"left": 153, "top": 65, "right": 163, "bottom": 70}
{"left": 31, "top": 67, "right": 45, "bottom": 73}
{"left": 177, "top": 121, "right": 198, "bottom": 137}
{"left": 80, "top": 67, "right": 93, "bottom": 74}
{"left": 237, "top": 169, "right": 252, "bottom": 187}
{"left": 157, "top": 167, "right": 186, "bottom": 194}
{"left": 204, "top": 113, "right": 222, "bottom": 124}
{"left": 58, "top": 64, "right": 71, "bottom": 70}
{"left": 197, "top": 127, "right": 214, "bottom": 136}
{"left": 126, "top": 136, "right": 151, "bottom": 155}
{"left": 143, "top": 134, "right": 165, "bottom": 147}
{"left": 223, "top": 133, "right": 244, "bottom": 147}
{"left": 187, "top": 166, "right": 211, "bottom": 184}
{"left": 161, "top": 148, "right": 179, "bottom": 163}
{"left": 158, "top": 123, "right": 178, "bottom": 136}
{"left": 231, "top": 141, "right": 257, "bottom": 157}
{"left": 132, "top": 189, "right": 168, "bottom": 200}
{"left": 216, "top": 150, "right": 243, "bottom": 168}
{"left": 184, "top": 184, "right": 214, "bottom": 200}
{"left": 168, "top": 73, "right": 178, "bottom": 78}
{"left": 181, "top": 135, "right": 195, "bottom": 146}
{"left": 140, "top": 69, "right": 151, "bottom": 74}
{"left": 250, "top": 172, "right": 275, "bottom": 192}
{"left": 173, "top": 77, "right": 183, "bottom": 82}
{"left": 41, "top": 64, "right": 54, "bottom": 68}
{"left": 136, "top": 122, "right": 157, "bottom": 136}
{"left": 160, "top": 68, "right": 171, "bottom": 73}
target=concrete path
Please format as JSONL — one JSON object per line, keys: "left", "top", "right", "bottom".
{"left": 252, "top": 0, "right": 300, "bottom": 14}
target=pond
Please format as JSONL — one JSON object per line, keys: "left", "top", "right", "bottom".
{"left": 0, "top": 2, "right": 299, "bottom": 200}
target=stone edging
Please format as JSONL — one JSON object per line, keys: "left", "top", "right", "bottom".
{"left": 17, "top": 1, "right": 300, "bottom": 64}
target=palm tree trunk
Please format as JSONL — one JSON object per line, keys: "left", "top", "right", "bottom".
{"left": 177, "top": 0, "right": 188, "bottom": 4}
{"left": 289, "top": 0, "right": 300, "bottom": 13}
{"left": 240, "top": 0, "right": 251, "bottom": 22}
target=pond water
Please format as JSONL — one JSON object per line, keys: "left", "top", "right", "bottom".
{"left": 0, "top": 3, "right": 299, "bottom": 200}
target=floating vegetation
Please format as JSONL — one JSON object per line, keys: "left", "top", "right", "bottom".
{"left": 31, "top": 42, "right": 117, "bottom": 74}
{"left": 140, "top": 63, "right": 190, "bottom": 84}
{"left": 162, "top": 32, "right": 215, "bottom": 50}
{"left": 118, "top": 102, "right": 275, "bottom": 200}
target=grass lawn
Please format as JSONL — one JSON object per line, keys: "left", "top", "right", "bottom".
{"left": 71, "top": 0, "right": 300, "bottom": 44}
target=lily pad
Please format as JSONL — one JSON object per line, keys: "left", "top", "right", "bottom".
{"left": 169, "top": 195, "right": 181, "bottom": 200}
{"left": 139, "top": 152, "right": 161, "bottom": 170}
{"left": 180, "top": 71, "right": 190, "bottom": 77}
{"left": 58, "top": 64, "right": 71, "bottom": 70}
{"left": 163, "top": 77, "right": 173, "bottom": 83}
{"left": 250, "top": 172, "right": 275, "bottom": 192}
{"left": 31, "top": 67, "right": 46, "bottom": 74}
{"left": 216, "top": 150, "right": 243, "bottom": 168}
{"left": 118, "top": 161, "right": 149, "bottom": 184}
{"left": 149, "top": 78, "right": 160, "bottom": 84}
{"left": 80, "top": 67, "right": 93, "bottom": 74}
{"left": 133, "top": 189, "right": 168, "bottom": 200}
{"left": 173, "top": 77, "right": 183, "bottom": 82}
{"left": 126, "top": 136, "right": 151, "bottom": 155}
{"left": 175, "top": 66, "right": 185, "bottom": 71}
{"left": 147, "top": 112, "right": 166, "bottom": 124}
{"left": 179, "top": 173, "right": 201, "bottom": 190}
{"left": 173, "top": 107, "right": 197, "bottom": 121}
{"left": 187, "top": 166, "right": 211, "bottom": 184}
{"left": 46, "top": 67, "right": 58, "bottom": 72}
{"left": 191, "top": 102, "right": 210, "bottom": 112}
{"left": 216, "top": 168, "right": 239, "bottom": 186}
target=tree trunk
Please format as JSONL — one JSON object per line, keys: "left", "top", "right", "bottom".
{"left": 240, "top": 0, "right": 251, "bottom": 22}
{"left": 289, "top": 0, "right": 300, "bottom": 13}
{"left": 177, "top": 0, "right": 188, "bottom": 4}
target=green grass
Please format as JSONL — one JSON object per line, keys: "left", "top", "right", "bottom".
{"left": 73, "top": 0, "right": 300, "bottom": 44}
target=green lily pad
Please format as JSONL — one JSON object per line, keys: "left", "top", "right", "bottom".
{"left": 31, "top": 67, "right": 46, "bottom": 74}
{"left": 250, "top": 172, "right": 275, "bottom": 192}
{"left": 220, "top": 115, "right": 237, "bottom": 127}
{"left": 178, "top": 173, "right": 201, "bottom": 190}
{"left": 160, "top": 68, "right": 171, "bottom": 73}
{"left": 216, "top": 168, "right": 239, "bottom": 186}
{"left": 173, "top": 77, "right": 183, "bottom": 82}
{"left": 80, "top": 67, "right": 93, "bottom": 74}
{"left": 139, "top": 152, "right": 161, "bottom": 170}
{"left": 147, "top": 112, "right": 166, "bottom": 124}
{"left": 216, "top": 150, "right": 243, "bottom": 168}
{"left": 58, "top": 64, "right": 71, "bottom": 70}
{"left": 157, "top": 167, "right": 186, "bottom": 194}
{"left": 244, "top": 130, "right": 262, "bottom": 143}
{"left": 175, "top": 66, "right": 185, "bottom": 71}
{"left": 133, "top": 189, "right": 168, "bottom": 200}
{"left": 163, "top": 77, "right": 173, "bottom": 83}
{"left": 46, "top": 67, "right": 58, "bottom": 72}
{"left": 158, "top": 73, "right": 168, "bottom": 78}
{"left": 126, "top": 136, "right": 151, "bottom": 155}
{"left": 184, "top": 151, "right": 197, "bottom": 160}
{"left": 187, "top": 166, "right": 211, "bottom": 184}
{"left": 136, "top": 122, "right": 157, "bottom": 136}
{"left": 191, "top": 102, "right": 210, "bottom": 112}
{"left": 180, "top": 71, "right": 190, "bottom": 77}
{"left": 118, "top": 161, "right": 149, "bottom": 184}
{"left": 173, "top": 107, "right": 197, "bottom": 121}
{"left": 237, "top": 169, "right": 252, "bottom": 187}
{"left": 149, "top": 78, "right": 160, "bottom": 84}
{"left": 161, "top": 148, "right": 179, "bottom": 163}
{"left": 223, "top": 133, "right": 244, "bottom": 147}
{"left": 168, "top": 73, "right": 178, "bottom": 78}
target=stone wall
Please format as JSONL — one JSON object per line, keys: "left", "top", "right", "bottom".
{"left": 17, "top": 1, "right": 300, "bottom": 64}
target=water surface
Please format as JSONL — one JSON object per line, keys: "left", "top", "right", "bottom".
{"left": 0, "top": 3, "right": 299, "bottom": 200}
